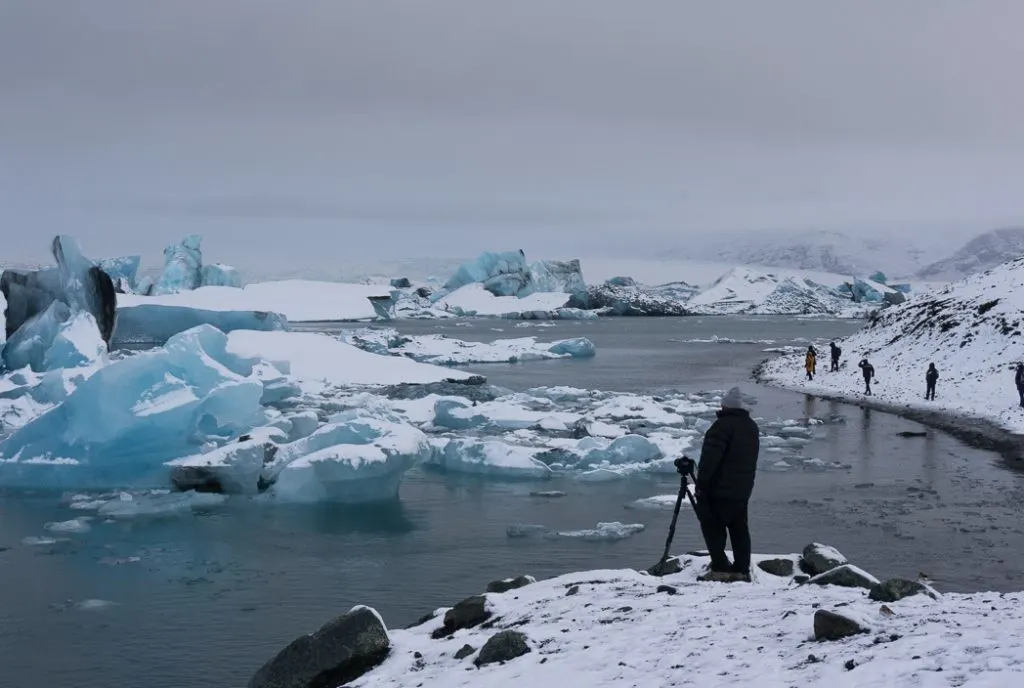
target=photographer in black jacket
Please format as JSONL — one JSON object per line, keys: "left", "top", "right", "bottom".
{"left": 695, "top": 386, "right": 760, "bottom": 578}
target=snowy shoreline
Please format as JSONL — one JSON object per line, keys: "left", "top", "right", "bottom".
{"left": 249, "top": 544, "right": 1024, "bottom": 687}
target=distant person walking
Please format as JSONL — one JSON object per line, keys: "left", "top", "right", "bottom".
{"left": 925, "top": 363, "right": 938, "bottom": 400}
{"left": 859, "top": 358, "right": 875, "bottom": 396}
{"left": 1016, "top": 363, "right": 1024, "bottom": 408}
{"left": 805, "top": 346, "right": 817, "bottom": 381}
{"left": 829, "top": 342, "right": 841, "bottom": 372}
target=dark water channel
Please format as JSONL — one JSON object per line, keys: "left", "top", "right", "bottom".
{"left": 2, "top": 316, "right": 1022, "bottom": 688}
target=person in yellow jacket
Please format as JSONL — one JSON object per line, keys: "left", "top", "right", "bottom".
{"left": 804, "top": 346, "right": 817, "bottom": 380}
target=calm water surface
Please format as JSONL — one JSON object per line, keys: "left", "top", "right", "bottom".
{"left": 2, "top": 316, "right": 1023, "bottom": 688}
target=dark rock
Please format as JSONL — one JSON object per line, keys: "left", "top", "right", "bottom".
{"left": 869, "top": 578, "right": 938, "bottom": 603}
{"left": 647, "top": 556, "right": 682, "bottom": 577}
{"left": 413, "top": 651, "right": 422, "bottom": 659}
{"left": 169, "top": 466, "right": 225, "bottom": 494}
{"left": 0, "top": 546, "right": 9, "bottom": 553}
{"left": 656, "top": 585, "right": 678, "bottom": 595}
{"left": 380, "top": 379, "right": 499, "bottom": 403}
{"left": 686, "top": 550, "right": 710, "bottom": 557}
{"left": 571, "top": 419, "right": 592, "bottom": 439}
{"left": 389, "top": 277, "right": 412, "bottom": 289}
{"left": 474, "top": 630, "right": 531, "bottom": 667}
{"left": 757, "top": 558, "right": 795, "bottom": 577}
{"left": 844, "top": 659, "right": 857, "bottom": 670}
{"left": 486, "top": 575, "right": 536, "bottom": 594}
{"left": 414, "top": 286, "right": 433, "bottom": 299}
{"left": 565, "top": 586, "right": 580, "bottom": 597}
{"left": 898, "top": 431, "right": 928, "bottom": 438}
{"left": 406, "top": 611, "right": 438, "bottom": 630}
{"left": 430, "top": 596, "right": 491, "bottom": 639}
{"left": 793, "top": 574, "right": 811, "bottom": 584}
{"left": 807, "top": 565, "right": 879, "bottom": 590}
{"left": 248, "top": 606, "right": 389, "bottom": 688}
{"left": 801, "top": 543, "right": 848, "bottom": 576}
{"left": 814, "top": 610, "right": 869, "bottom": 641}
{"left": 454, "top": 644, "right": 475, "bottom": 660}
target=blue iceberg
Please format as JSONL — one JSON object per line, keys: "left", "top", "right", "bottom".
{"left": 152, "top": 234, "right": 203, "bottom": 295}
{"left": 2, "top": 301, "right": 71, "bottom": 372}
{"left": 113, "top": 304, "right": 288, "bottom": 347}
{"left": 547, "top": 337, "right": 596, "bottom": 358}
{"left": 869, "top": 271, "right": 888, "bottom": 284}
{"left": 580, "top": 435, "right": 663, "bottom": 466}
{"left": 265, "top": 415, "right": 431, "bottom": 503}
{"left": 97, "top": 255, "right": 141, "bottom": 292}
{"left": 431, "top": 250, "right": 588, "bottom": 305}
{"left": 43, "top": 312, "right": 107, "bottom": 371}
{"left": 521, "top": 259, "right": 588, "bottom": 304}
{"left": 0, "top": 325, "right": 275, "bottom": 489}
{"left": 438, "top": 250, "right": 527, "bottom": 299}
{"left": 200, "top": 263, "right": 244, "bottom": 288}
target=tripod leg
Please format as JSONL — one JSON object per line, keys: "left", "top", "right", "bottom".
{"left": 659, "top": 476, "right": 687, "bottom": 562}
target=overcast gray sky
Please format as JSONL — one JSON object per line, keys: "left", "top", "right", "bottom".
{"left": 3, "top": 0, "right": 1024, "bottom": 271}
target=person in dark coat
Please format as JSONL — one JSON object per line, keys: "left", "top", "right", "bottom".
{"left": 858, "top": 358, "right": 875, "bottom": 395}
{"left": 1016, "top": 363, "right": 1024, "bottom": 408}
{"left": 925, "top": 363, "right": 938, "bottom": 400}
{"left": 695, "top": 386, "right": 760, "bottom": 578}
{"left": 829, "top": 342, "right": 841, "bottom": 372}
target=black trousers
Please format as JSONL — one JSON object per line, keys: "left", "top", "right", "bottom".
{"left": 697, "top": 498, "right": 751, "bottom": 573}
{"left": 1019, "top": 388, "right": 1024, "bottom": 407}
{"left": 926, "top": 382, "right": 936, "bottom": 400}
{"left": 830, "top": 358, "right": 839, "bottom": 372}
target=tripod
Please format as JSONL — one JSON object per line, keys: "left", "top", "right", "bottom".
{"left": 648, "top": 457, "right": 699, "bottom": 576}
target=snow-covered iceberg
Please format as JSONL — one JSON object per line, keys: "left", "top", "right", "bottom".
{"left": 120, "top": 280, "right": 392, "bottom": 322}
{"left": 97, "top": 255, "right": 141, "bottom": 293}
{"left": 427, "top": 438, "right": 552, "bottom": 479}
{"left": 343, "top": 328, "right": 596, "bottom": 365}
{"left": 585, "top": 281, "right": 692, "bottom": 316}
{"left": 113, "top": 304, "right": 287, "bottom": 347}
{"left": 434, "top": 283, "right": 573, "bottom": 318}
{"left": 200, "top": 263, "right": 244, "bottom": 288}
{"left": 689, "top": 267, "right": 861, "bottom": 316}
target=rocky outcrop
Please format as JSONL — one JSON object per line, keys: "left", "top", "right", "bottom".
{"left": 474, "top": 630, "right": 531, "bottom": 667}
{"left": 454, "top": 644, "right": 476, "bottom": 660}
{"left": 486, "top": 575, "right": 536, "bottom": 594}
{"left": 806, "top": 565, "right": 880, "bottom": 590}
{"left": 585, "top": 283, "right": 690, "bottom": 316}
{"left": 379, "top": 378, "right": 499, "bottom": 403}
{"left": 800, "top": 543, "right": 848, "bottom": 575}
{"left": 430, "top": 595, "right": 492, "bottom": 639}
{"left": 248, "top": 606, "right": 390, "bottom": 688}
{"left": 868, "top": 578, "right": 939, "bottom": 603}
{"left": 813, "top": 610, "right": 869, "bottom": 642}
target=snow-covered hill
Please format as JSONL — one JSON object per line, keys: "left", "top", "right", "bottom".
{"left": 671, "top": 229, "right": 949, "bottom": 280}
{"left": 687, "top": 267, "right": 861, "bottom": 316}
{"left": 916, "top": 227, "right": 1024, "bottom": 281}
{"left": 760, "top": 257, "right": 1024, "bottom": 434}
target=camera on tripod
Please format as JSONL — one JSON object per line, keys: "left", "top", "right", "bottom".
{"left": 674, "top": 456, "right": 695, "bottom": 476}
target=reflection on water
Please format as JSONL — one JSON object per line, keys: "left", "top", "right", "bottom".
{"left": 2, "top": 316, "right": 1024, "bottom": 688}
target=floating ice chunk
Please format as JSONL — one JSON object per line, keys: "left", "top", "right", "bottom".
{"left": 113, "top": 305, "right": 287, "bottom": 347}
{"left": 0, "top": 326, "right": 267, "bottom": 489}
{"left": 577, "top": 468, "right": 624, "bottom": 482}
{"left": 530, "top": 490, "right": 567, "bottom": 498}
{"left": 152, "top": 234, "right": 203, "bottom": 295}
{"left": 97, "top": 490, "right": 227, "bottom": 518}
{"left": 506, "top": 523, "right": 550, "bottom": 538}
{"left": 582, "top": 421, "right": 626, "bottom": 438}
{"left": 200, "top": 263, "right": 243, "bottom": 288}
{"left": 22, "top": 536, "right": 67, "bottom": 546}
{"left": 432, "top": 399, "right": 487, "bottom": 430}
{"left": 427, "top": 439, "right": 552, "bottom": 479}
{"left": 550, "top": 522, "right": 645, "bottom": 541}
{"left": 268, "top": 416, "right": 430, "bottom": 503}
{"left": 625, "top": 494, "right": 685, "bottom": 510}
{"left": 546, "top": 337, "right": 596, "bottom": 358}
{"left": 536, "top": 416, "right": 567, "bottom": 431}
{"left": 75, "top": 599, "right": 118, "bottom": 611}
{"left": 44, "top": 517, "right": 91, "bottom": 533}
{"left": 520, "top": 259, "right": 588, "bottom": 303}
{"left": 553, "top": 307, "right": 598, "bottom": 320}
{"left": 437, "top": 250, "right": 528, "bottom": 299}
{"left": 167, "top": 427, "right": 287, "bottom": 494}
{"left": 284, "top": 410, "right": 320, "bottom": 441}
{"left": 582, "top": 434, "right": 662, "bottom": 466}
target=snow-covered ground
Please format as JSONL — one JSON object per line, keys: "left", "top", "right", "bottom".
{"left": 120, "top": 280, "right": 391, "bottom": 322}
{"left": 343, "top": 550, "right": 1024, "bottom": 687}
{"left": 434, "top": 283, "right": 572, "bottom": 317}
{"left": 759, "top": 257, "right": 1024, "bottom": 435}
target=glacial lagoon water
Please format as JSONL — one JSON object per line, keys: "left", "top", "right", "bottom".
{"left": 3, "top": 316, "right": 1024, "bottom": 688}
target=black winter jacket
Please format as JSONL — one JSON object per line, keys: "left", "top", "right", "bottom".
{"left": 696, "top": 408, "right": 760, "bottom": 503}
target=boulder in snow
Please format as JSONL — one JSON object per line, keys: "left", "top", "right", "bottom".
{"left": 431, "top": 595, "right": 492, "bottom": 639}
{"left": 474, "top": 630, "right": 531, "bottom": 667}
{"left": 813, "top": 609, "right": 869, "bottom": 642}
{"left": 756, "top": 558, "right": 795, "bottom": 577}
{"left": 486, "top": 575, "right": 536, "bottom": 594}
{"left": 248, "top": 606, "right": 390, "bottom": 688}
{"left": 805, "top": 564, "right": 880, "bottom": 590}
{"left": 800, "top": 543, "right": 848, "bottom": 575}
{"left": 868, "top": 578, "right": 939, "bottom": 603}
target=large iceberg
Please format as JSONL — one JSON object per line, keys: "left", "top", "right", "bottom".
{"left": 152, "top": 234, "right": 203, "bottom": 295}
{"left": 0, "top": 325, "right": 270, "bottom": 489}
{"left": 430, "top": 250, "right": 588, "bottom": 307}
{"left": 343, "top": 328, "right": 596, "bottom": 365}
{"left": 1, "top": 236, "right": 116, "bottom": 370}
{"left": 113, "top": 304, "right": 287, "bottom": 347}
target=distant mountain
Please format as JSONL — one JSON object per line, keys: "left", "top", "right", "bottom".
{"left": 916, "top": 228, "right": 1024, "bottom": 281}
{"left": 672, "top": 230, "right": 948, "bottom": 280}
